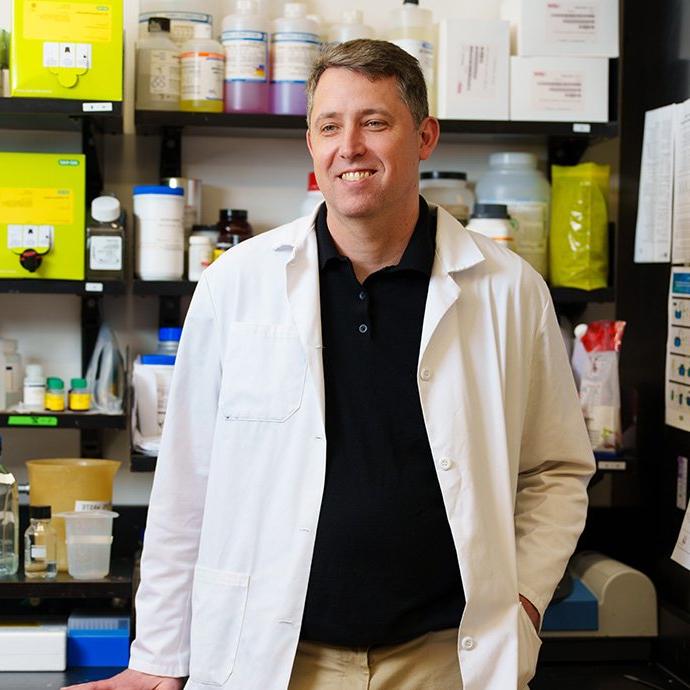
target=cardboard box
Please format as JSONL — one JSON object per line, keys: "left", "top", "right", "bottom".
{"left": 10, "top": 0, "right": 123, "bottom": 101}
{"left": 437, "top": 19, "right": 510, "bottom": 121}
{"left": 510, "top": 56, "right": 608, "bottom": 122}
{"left": 501, "top": 0, "right": 619, "bottom": 57}
{"left": 0, "top": 152, "right": 86, "bottom": 280}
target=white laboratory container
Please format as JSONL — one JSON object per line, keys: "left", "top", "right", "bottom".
{"left": 476, "top": 152, "right": 550, "bottom": 277}
{"left": 188, "top": 235, "right": 213, "bottom": 280}
{"left": 420, "top": 171, "right": 475, "bottom": 223}
{"left": 327, "top": 10, "right": 375, "bottom": 44}
{"left": 388, "top": 0, "right": 435, "bottom": 113}
{"left": 136, "top": 17, "right": 180, "bottom": 111}
{"left": 133, "top": 186, "right": 185, "bottom": 280}
{"left": 466, "top": 203, "right": 515, "bottom": 248}
{"left": 139, "top": 0, "right": 214, "bottom": 46}
{"left": 23, "top": 364, "right": 45, "bottom": 412}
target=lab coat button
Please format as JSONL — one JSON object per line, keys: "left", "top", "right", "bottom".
{"left": 439, "top": 457, "right": 452, "bottom": 471}
{"left": 420, "top": 368, "right": 432, "bottom": 381}
{"left": 461, "top": 636, "right": 475, "bottom": 650}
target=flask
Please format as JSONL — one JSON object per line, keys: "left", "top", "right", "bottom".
{"left": 86, "top": 195, "right": 126, "bottom": 281}
{"left": 180, "top": 23, "right": 225, "bottom": 113}
{"left": 24, "top": 505, "right": 58, "bottom": 580}
{"left": 270, "top": 3, "right": 320, "bottom": 115}
{"left": 215, "top": 209, "right": 253, "bottom": 260}
{"left": 388, "top": 0, "right": 435, "bottom": 114}
{"left": 135, "top": 17, "right": 180, "bottom": 111}
{"left": 0, "top": 435, "right": 19, "bottom": 576}
{"left": 222, "top": 0, "right": 270, "bottom": 113}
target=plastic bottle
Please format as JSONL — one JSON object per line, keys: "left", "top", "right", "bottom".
{"left": 188, "top": 235, "right": 213, "bottom": 280}
{"left": 327, "top": 10, "right": 375, "bottom": 45}
{"left": 180, "top": 23, "right": 225, "bottom": 113}
{"left": 68, "top": 378, "right": 91, "bottom": 412}
{"left": 215, "top": 209, "right": 254, "bottom": 259}
{"left": 476, "top": 152, "right": 551, "bottom": 278}
{"left": 24, "top": 505, "right": 58, "bottom": 580}
{"left": 300, "top": 172, "right": 325, "bottom": 217}
{"left": 23, "top": 364, "right": 45, "bottom": 412}
{"left": 45, "top": 377, "right": 66, "bottom": 412}
{"left": 466, "top": 203, "right": 515, "bottom": 248}
{"left": 156, "top": 327, "right": 183, "bottom": 356}
{"left": 2, "top": 339, "right": 21, "bottom": 410}
{"left": 0, "top": 435, "right": 19, "bottom": 576}
{"left": 420, "top": 171, "right": 475, "bottom": 224}
{"left": 222, "top": 0, "right": 270, "bottom": 113}
{"left": 136, "top": 17, "right": 180, "bottom": 111}
{"left": 86, "top": 195, "right": 126, "bottom": 281}
{"left": 138, "top": 0, "right": 215, "bottom": 46}
{"left": 388, "top": 0, "right": 435, "bottom": 114}
{"left": 270, "top": 3, "right": 320, "bottom": 115}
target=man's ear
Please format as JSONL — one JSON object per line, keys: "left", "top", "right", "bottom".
{"left": 418, "top": 117, "right": 441, "bottom": 161}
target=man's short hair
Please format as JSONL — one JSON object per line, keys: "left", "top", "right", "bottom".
{"left": 306, "top": 39, "right": 429, "bottom": 128}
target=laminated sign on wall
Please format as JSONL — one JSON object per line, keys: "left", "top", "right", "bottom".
{"left": 665, "top": 268, "right": 690, "bottom": 432}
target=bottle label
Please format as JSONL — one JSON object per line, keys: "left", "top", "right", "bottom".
{"left": 391, "top": 39, "right": 434, "bottom": 86}
{"left": 180, "top": 51, "right": 224, "bottom": 102}
{"left": 271, "top": 32, "right": 320, "bottom": 83}
{"left": 149, "top": 50, "right": 180, "bottom": 97}
{"left": 222, "top": 30, "right": 268, "bottom": 83}
{"left": 89, "top": 236, "right": 123, "bottom": 271}
{"left": 506, "top": 201, "right": 549, "bottom": 278}
{"left": 30, "top": 545, "right": 47, "bottom": 559}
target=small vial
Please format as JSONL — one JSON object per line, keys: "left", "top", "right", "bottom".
{"left": 45, "top": 377, "right": 65, "bottom": 412}
{"left": 68, "top": 378, "right": 91, "bottom": 411}
{"left": 24, "top": 505, "right": 57, "bottom": 579}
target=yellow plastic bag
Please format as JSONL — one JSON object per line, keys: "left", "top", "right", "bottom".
{"left": 549, "top": 163, "right": 610, "bottom": 290}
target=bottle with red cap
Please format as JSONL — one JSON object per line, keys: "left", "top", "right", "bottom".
{"left": 300, "top": 172, "right": 325, "bottom": 217}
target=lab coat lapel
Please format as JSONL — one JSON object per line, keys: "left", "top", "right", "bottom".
{"left": 283, "top": 219, "right": 326, "bottom": 433}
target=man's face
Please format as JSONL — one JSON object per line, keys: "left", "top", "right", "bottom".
{"left": 306, "top": 68, "right": 438, "bottom": 223}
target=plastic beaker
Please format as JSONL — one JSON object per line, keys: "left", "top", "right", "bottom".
{"left": 56, "top": 510, "right": 118, "bottom": 579}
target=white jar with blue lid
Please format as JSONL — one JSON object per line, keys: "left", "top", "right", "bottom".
{"left": 133, "top": 185, "right": 185, "bottom": 280}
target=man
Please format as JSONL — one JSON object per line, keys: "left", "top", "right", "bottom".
{"left": 64, "top": 40, "right": 594, "bottom": 690}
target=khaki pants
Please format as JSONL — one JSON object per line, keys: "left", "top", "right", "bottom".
{"left": 287, "top": 628, "right": 462, "bottom": 690}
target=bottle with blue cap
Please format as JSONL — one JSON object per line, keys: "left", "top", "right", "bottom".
{"left": 157, "top": 327, "right": 182, "bottom": 356}
{"left": 133, "top": 185, "right": 185, "bottom": 281}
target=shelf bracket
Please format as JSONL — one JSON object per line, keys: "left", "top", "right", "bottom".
{"left": 81, "top": 117, "right": 104, "bottom": 205}
{"left": 160, "top": 127, "right": 183, "bottom": 180}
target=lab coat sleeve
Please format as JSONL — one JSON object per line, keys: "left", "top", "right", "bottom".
{"left": 129, "top": 274, "right": 221, "bottom": 677}
{"left": 515, "top": 295, "right": 595, "bottom": 618}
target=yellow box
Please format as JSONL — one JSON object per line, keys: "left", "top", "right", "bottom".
{"left": 0, "top": 153, "right": 85, "bottom": 280}
{"left": 10, "top": 0, "right": 123, "bottom": 101}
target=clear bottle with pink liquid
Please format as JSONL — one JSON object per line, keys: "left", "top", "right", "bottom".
{"left": 222, "top": 0, "right": 270, "bottom": 113}
{"left": 270, "top": 3, "right": 321, "bottom": 115}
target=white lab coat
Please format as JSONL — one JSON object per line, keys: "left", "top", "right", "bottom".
{"left": 129, "top": 206, "right": 595, "bottom": 690}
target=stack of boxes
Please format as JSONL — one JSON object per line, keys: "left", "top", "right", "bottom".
{"left": 436, "top": 0, "right": 618, "bottom": 123}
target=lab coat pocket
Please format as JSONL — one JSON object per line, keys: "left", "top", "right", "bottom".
{"left": 189, "top": 565, "right": 250, "bottom": 686}
{"left": 517, "top": 603, "right": 542, "bottom": 689}
{"left": 222, "top": 322, "right": 307, "bottom": 422}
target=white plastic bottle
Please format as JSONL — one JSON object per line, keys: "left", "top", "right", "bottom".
{"left": 222, "top": 0, "right": 270, "bottom": 113}
{"left": 327, "top": 10, "right": 374, "bottom": 45}
{"left": 136, "top": 17, "right": 180, "bottom": 111}
{"left": 23, "top": 364, "right": 46, "bottom": 412}
{"left": 476, "top": 152, "right": 551, "bottom": 278}
{"left": 138, "top": 0, "right": 215, "bottom": 46}
{"left": 388, "top": 0, "right": 435, "bottom": 114}
{"left": 270, "top": 3, "right": 320, "bottom": 115}
{"left": 180, "top": 23, "right": 225, "bottom": 113}
{"left": 300, "top": 172, "right": 325, "bottom": 216}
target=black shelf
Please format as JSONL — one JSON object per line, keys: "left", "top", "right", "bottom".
{"left": 550, "top": 287, "right": 615, "bottom": 304}
{"left": 0, "top": 412, "right": 126, "bottom": 430}
{"left": 131, "top": 453, "right": 158, "bottom": 472}
{"left": 0, "top": 279, "right": 126, "bottom": 295}
{"left": 133, "top": 280, "right": 197, "bottom": 296}
{"left": 0, "top": 97, "right": 123, "bottom": 133}
{"left": 135, "top": 109, "right": 619, "bottom": 141}
{"left": 0, "top": 558, "right": 132, "bottom": 599}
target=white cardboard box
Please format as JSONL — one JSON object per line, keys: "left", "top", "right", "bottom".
{"left": 510, "top": 56, "right": 609, "bottom": 122}
{"left": 437, "top": 19, "right": 510, "bottom": 121}
{"left": 0, "top": 621, "right": 67, "bottom": 671}
{"left": 501, "top": 0, "right": 619, "bottom": 57}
